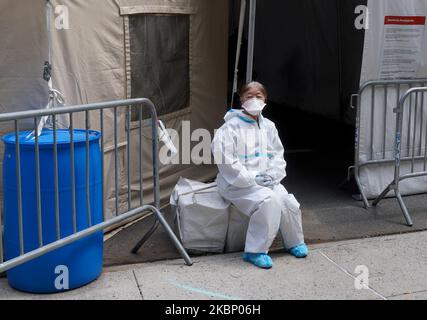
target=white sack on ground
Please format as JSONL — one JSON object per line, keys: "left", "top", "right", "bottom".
{"left": 170, "top": 177, "right": 230, "bottom": 253}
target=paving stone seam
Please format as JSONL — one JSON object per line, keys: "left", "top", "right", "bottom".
{"left": 386, "top": 289, "right": 427, "bottom": 299}
{"left": 132, "top": 270, "right": 144, "bottom": 300}
{"left": 318, "top": 250, "right": 388, "bottom": 300}
{"left": 308, "top": 230, "right": 427, "bottom": 251}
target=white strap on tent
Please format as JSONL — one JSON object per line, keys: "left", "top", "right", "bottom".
{"left": 158, "top": 119, "right": 178, "bottom": 155}
{"left": 46, "top": 0, "right": 52, "bottom": 68}
{"left": 231, "top": 0, "right": 247, "bottom": 108}
{"left": 177, "top": 182, "right": 218, "bottom": 197}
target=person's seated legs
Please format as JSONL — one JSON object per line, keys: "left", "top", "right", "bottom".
{"left": 272, "top": 184, "right": 309, "bottom": 258}
{"left": 241, "top": 190, "right": 282, "bottom": 269}
{"left": 218, "top": 182, "right": 282, "bottom": 269}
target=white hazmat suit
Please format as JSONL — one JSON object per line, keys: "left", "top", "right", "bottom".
{"left": 212, "top": 109, "right": 305, "bottom": 254}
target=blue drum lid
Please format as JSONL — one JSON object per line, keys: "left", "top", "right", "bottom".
{"left": 2, "top": 129, "right": 101, "bottom": 146}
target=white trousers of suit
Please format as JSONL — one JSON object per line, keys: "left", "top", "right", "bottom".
{"left": 217, "top": 177, "right": 305, "bottom": 253}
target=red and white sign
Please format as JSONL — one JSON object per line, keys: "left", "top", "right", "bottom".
{"left": 384, "top": 16, "right": 426, "bottom": 26}
{"left": 380, "top": 15, "right": 426, "bottom": 80}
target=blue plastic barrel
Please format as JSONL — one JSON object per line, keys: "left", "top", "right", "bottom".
{"left": 2, "top": 129, "right": 103, "bottom": 293}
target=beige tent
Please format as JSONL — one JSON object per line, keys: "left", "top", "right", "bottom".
{"left": 0, "top": 0, "right": 229, "bottom": 220}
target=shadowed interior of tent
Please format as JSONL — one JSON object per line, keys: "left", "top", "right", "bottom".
{"left": 230, "top": 0, "right": 368, "bottom": 218}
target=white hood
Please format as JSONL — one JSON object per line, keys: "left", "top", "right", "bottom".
{"left": 224, "top": 109, "right": 261, "bottom": 124}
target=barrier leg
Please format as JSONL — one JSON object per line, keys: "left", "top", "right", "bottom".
{"left": 354, "top": 169, "right": 370, "bottom": 208}
{"left": 373, "top": 183, "right": 414, "bottom": 226}
{"left": 372, "top": 181, "right": 394, "bottom": 207}
{"left": 396, "top": 192, "right": 413, "bottom": 227}
{"left": 131, "top": 220, "right": 159, "bottom": 254}
{"left": 132, "top": 209, "right": 193, "bottom": 266}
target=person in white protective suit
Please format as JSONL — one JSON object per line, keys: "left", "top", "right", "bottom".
{"left": 211, "top": 81, "right": 308, "bottom": 269}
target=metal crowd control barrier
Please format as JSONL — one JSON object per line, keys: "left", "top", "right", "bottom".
{"left": 0, "top": 98, "right": 193, "bottom": 274}
{"left": 351, "top": 79, "right": 427, "bottom": 209}
{"left": 372, "top": 87, "right": 427, "bottom": 226}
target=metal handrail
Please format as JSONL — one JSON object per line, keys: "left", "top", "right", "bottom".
{"left": 351, "top": 79, "right": 427, "bottom": 208}
{"left": 0, "top": 98, "right": 193, "bottom": 274}
{"left": 372, "top": 87, "right": 427, "bottom": 226}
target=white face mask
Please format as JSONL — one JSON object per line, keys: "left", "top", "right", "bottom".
{"left": 242, "top": 98, "right": 267, "bottom": 116}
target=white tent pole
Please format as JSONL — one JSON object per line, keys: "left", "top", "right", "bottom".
{"left": 35, "top": 0, "right": 54, "bottom": 136}
{"left": 27, "top": 0, "right": 66, "bottom": 139}
{"left": 46, "top": 0, "right": 52, "bottom": 67}
{"left": 246, "top": 0, "right": 257, "bottom": 83}
{"left": 231, "top": 0, "right": 247, "bottom": 108}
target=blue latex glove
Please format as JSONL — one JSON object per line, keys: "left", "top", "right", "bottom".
{"left": 255, "top": 173, "right": 275, "bottom": 187}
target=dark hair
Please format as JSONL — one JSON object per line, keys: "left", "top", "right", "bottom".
{"left": 238, "top": 81, "right": 268, "bottom": 101}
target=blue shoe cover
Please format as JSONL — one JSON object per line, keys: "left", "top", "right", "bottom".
{"left": 243, "top": 253, "right": 273, "bottom": 269}
{"left": 289, "top": 244, "right": 309, "bottom": 258}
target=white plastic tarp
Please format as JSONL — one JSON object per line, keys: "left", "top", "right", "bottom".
{"left": 358, "top": 0, "right": 427, "bottom": 198}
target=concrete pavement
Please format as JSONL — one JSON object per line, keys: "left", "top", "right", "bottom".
{"left": 1, "top": 231, "right": 427, "bottom": 300}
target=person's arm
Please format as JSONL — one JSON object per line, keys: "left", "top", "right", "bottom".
{"left": 266, "top": 124, "right": 287, "bottom": 183}
{"left": 212, "top": 126, "right": 257, "bottom": 188}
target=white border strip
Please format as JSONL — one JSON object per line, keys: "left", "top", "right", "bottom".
{"left": 120, "top": 5, "right": 196, "bottom": 16}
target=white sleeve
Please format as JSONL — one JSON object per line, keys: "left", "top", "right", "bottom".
{"left": 212, "top": 126, "right": 257, "bottom": 188}
{"left": 267, "top": 124, "right": 287, "bottom": 183}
